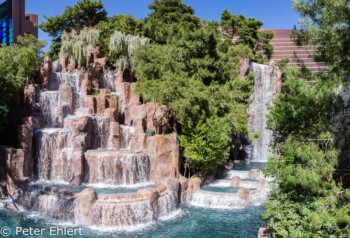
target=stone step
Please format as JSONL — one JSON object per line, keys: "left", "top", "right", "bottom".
{"left": 273, "top": 45, "right": 311, "bottom": 50}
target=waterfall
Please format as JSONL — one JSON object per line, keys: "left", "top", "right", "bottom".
{"left": 86, "top": 200, "right": 155, "bottom": 227}
{"left": 37, "top": 91, "right": 62, "bottom": 127}
{"left": 119, "top": 125, "right": 135, "bottom": 150}
{"left": 16, "top": 187, "right": 75, "bottom": 221}
{"left": 92, "top": 116, "right": 111, "bottom": 149}
{"left": 247, "top": 63, "right": 275, "bottom": 162}
{"left": 84, "top": 151, "right": 151, "bottom": 185}
{"left": 34, "top": 128, "right": 76, "bottom": 182}
{"left": 99, "top": 73, "right": 116, "bottom": 92}
{"left": 56, "top": 73, "right": 83, "bottom": 112}
{"left": 157, "top": 191, "right": 178, "bottom": 217}
{"left": 190, "top": 190, "right": 249, "bottom": 209}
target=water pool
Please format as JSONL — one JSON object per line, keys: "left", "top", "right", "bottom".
{"left": 0, "top": 205, "right": 264, "bottom": 238}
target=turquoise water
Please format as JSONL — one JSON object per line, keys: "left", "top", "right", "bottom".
{"left": 202, "top": 186, "right": 257, "bottom": 193}
{"left": 31, "top": 182, "right": 157, "bottom": 194}
{"left": 0, "top": 205, "right": 264, "bottom": 238}
{"left": 233, "top": 162, "right": 267, "bottom": 171}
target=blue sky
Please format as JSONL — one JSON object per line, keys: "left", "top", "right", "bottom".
{"left": 26, "top": 0, "right": 300, "bottom": 52}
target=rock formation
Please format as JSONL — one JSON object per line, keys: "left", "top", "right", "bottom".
{"left": 0, "top": 57, "right": 183, "bottom": 227}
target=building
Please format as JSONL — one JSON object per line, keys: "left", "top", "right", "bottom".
{"left": 0, "top": 0, "right": 38, "bottom": 45}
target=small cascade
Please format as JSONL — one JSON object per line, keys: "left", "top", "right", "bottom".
{"left": 99, "top": 73, "right": 116, "bottom": 91}
{"left": 34, "top": 128, "right": 77, "bottom": 182}
{"left": 84, "top": 150, "right": 151, "bottom": 185}
{"left": 16, "top": 187, "right": 76, "bottom": 221}
{"left": 190, "top": 190, "right": 249, "bottom": 209}
{"left": 55, "top": 73, "right": 83, "bottom": 112}
{"left": 37, "top": 91, "right": 62, "bottom": 127}
{"left": 247, "top": 63, "right": 276, "bottom": 162}
{"left": 56, "top": 72, "right": 79, "bottom": 91}
{"left": 86, "top": 198, "right": 155, "bottom": 227}
{"left": 119, "top": 125, "right": 135, "bottom": 149}
{"left": 92, "top": 116, "right": 111, "bottom": 149}
{"left": 157, "top": 191, "right": 178, "bottom": 217}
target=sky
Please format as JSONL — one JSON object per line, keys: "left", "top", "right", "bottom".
{"left": 25, "top": 0, "right": 301, "bottom": 52}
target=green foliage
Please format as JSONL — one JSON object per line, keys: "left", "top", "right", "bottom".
{"left": 109, "top": 31, "right": 149, "bottom": 72}
{"left": 60, "top": 27, "right": 100, "bottom": 67}
{"left": 145, "top": 0, "right": 201, "bottom": 44}
{"left": 134, "top": 6, "right": 254, "bottom": 172}
{"left": 292, "top": 0, "right": 350, "bottom": 74}
{"left": 180, "top": 116, "right": 230, "bottom": 172}
{"left": 95, "top": 15, "right": 145, "bottom": 58}
{"left": 0, "top": 35, "right": 46, "bottom": 131}
{"left": 275, "top": 57, "right": 290, "bottom": 70}
{"left": 220, "top": 9, "right": 274, "bottom": 63}
{"left": 255, "top": 30, "right": 275, "bottom": 62}
{"left": 40, "top": 0, "right": 107, "bottom": 56}
{"left": 264, "top": 188, "right": 350, "bottom": 238}
{"left": 146, "top": 130, "right": 156, "bottom": 137}
{"left": 264, "top": 65, "right": 348, "bottom": 237}
{"left": 267, "top": 71, "right": 340, "bottom": 145}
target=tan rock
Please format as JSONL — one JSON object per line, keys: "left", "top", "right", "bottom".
{"left": 70, "top": 151, "right": 84, "bottom": 185}
{"left": 83, "top": 96, "right": 96, "bottom": 114}
{"left": 258, "top": 226, "right": 272, "bottom": 238}
{"left": 108, "top": 122, "right": 120, "bottom": 149}
{"left": 249, "top": 169, "right": 261, "bottom": 180}
{"left": 59, "top": 82, "right": 74, "bottom": 113}
{"left": 238, "top": 188, "right": 250, "bottom": 201}
{"left": 258, "top": 178, "right": 267, "bottom": 189}
{"left": 106, "top": 95, "right": 118, "bottom": 110}
{"left": 18, "top": 117, "right": 39, "bottom": 152}
{"left": 95, "top": 95, "right": 106, "bottom": 115}
{"left": 75, "top": 188, "right": 97, "bottom": 216}
{"left": 231, "top": 176, "right": 242, "bottom": 187}
{"left": 91, "top": 78, "right": 99, "bottom": 90}
{"left": 104, "top": 108, "right": 117, "bottom": 121}
{"left": 80, "top": 79, "right": 92, "bottom": 95}
{"left": 114, "top": 70, "right": 123, "bottom": 92}
{"left": 98, "top": 89, "right": 111, "bottom": 95}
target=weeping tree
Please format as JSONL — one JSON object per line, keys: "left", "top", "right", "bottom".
{"left": 60, "top": 27, "right": 101, "bottom": 68}
{"left": 109, "top": 31, "right": 149, "bottom": 79}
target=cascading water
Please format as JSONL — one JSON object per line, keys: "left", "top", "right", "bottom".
{"left": 34, "top": 128, "right": 76, "bottom": 182}
{"left": 92, "top": 116, "right": 111, "bottom": 149}
{"left": 37, "top": 91, "right": 62, "bottom": 127}
{"left": 190, "top": 190, "right": 249, "bottom": 209}
{"left": 55, "top": 73, "right": 83, "bottom": 112}
{"left": 119, "top": 125, "right": 135, "bottom": 149}
{"left": 99, "top": 73, "right": 116, "bottom": 91}
{"left": 84, "top": 150, "right": 151, "bottom": 185}
{"left": 247, "top": 63, "right": 275, "bottom": 162}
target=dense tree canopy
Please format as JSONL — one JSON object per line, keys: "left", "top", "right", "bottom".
{"left": 264, "top": 1, "right": 350, "bottom": 236}
{"left": 0, "top": 35, "right": 46, "bottom": 131}
{"left": 292, "top": 0, "right": 350, "bottom": 75}
{"left": 40, "top": 0, "right": 107, "bottom": 58}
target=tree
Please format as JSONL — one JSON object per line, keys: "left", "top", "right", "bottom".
{"left": 60, "top": 27, "right": 100, "bottom": 67}
{"left": 292, "top": 0, "right": 350, "bottom": 74}
{"left": 109, "top": 31, "right": 149, "bottom": 75}
{"left": 0, "top": 35, "right": 46, "bottom": 131}
{"left": 40, "top": 0, "right": 107, "bottom": 58}
{"left": 145, "top": 0, "right": 201, "bottom": 43}
{"left": 95, "top": 15, "right": 145, "bottom": 58}
{"left": 220, "top": 9, "right": 274, "bottom": 63}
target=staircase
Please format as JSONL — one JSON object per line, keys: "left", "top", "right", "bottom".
{"left": 260, "top": 28, "right": 326, "bottom": 72}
